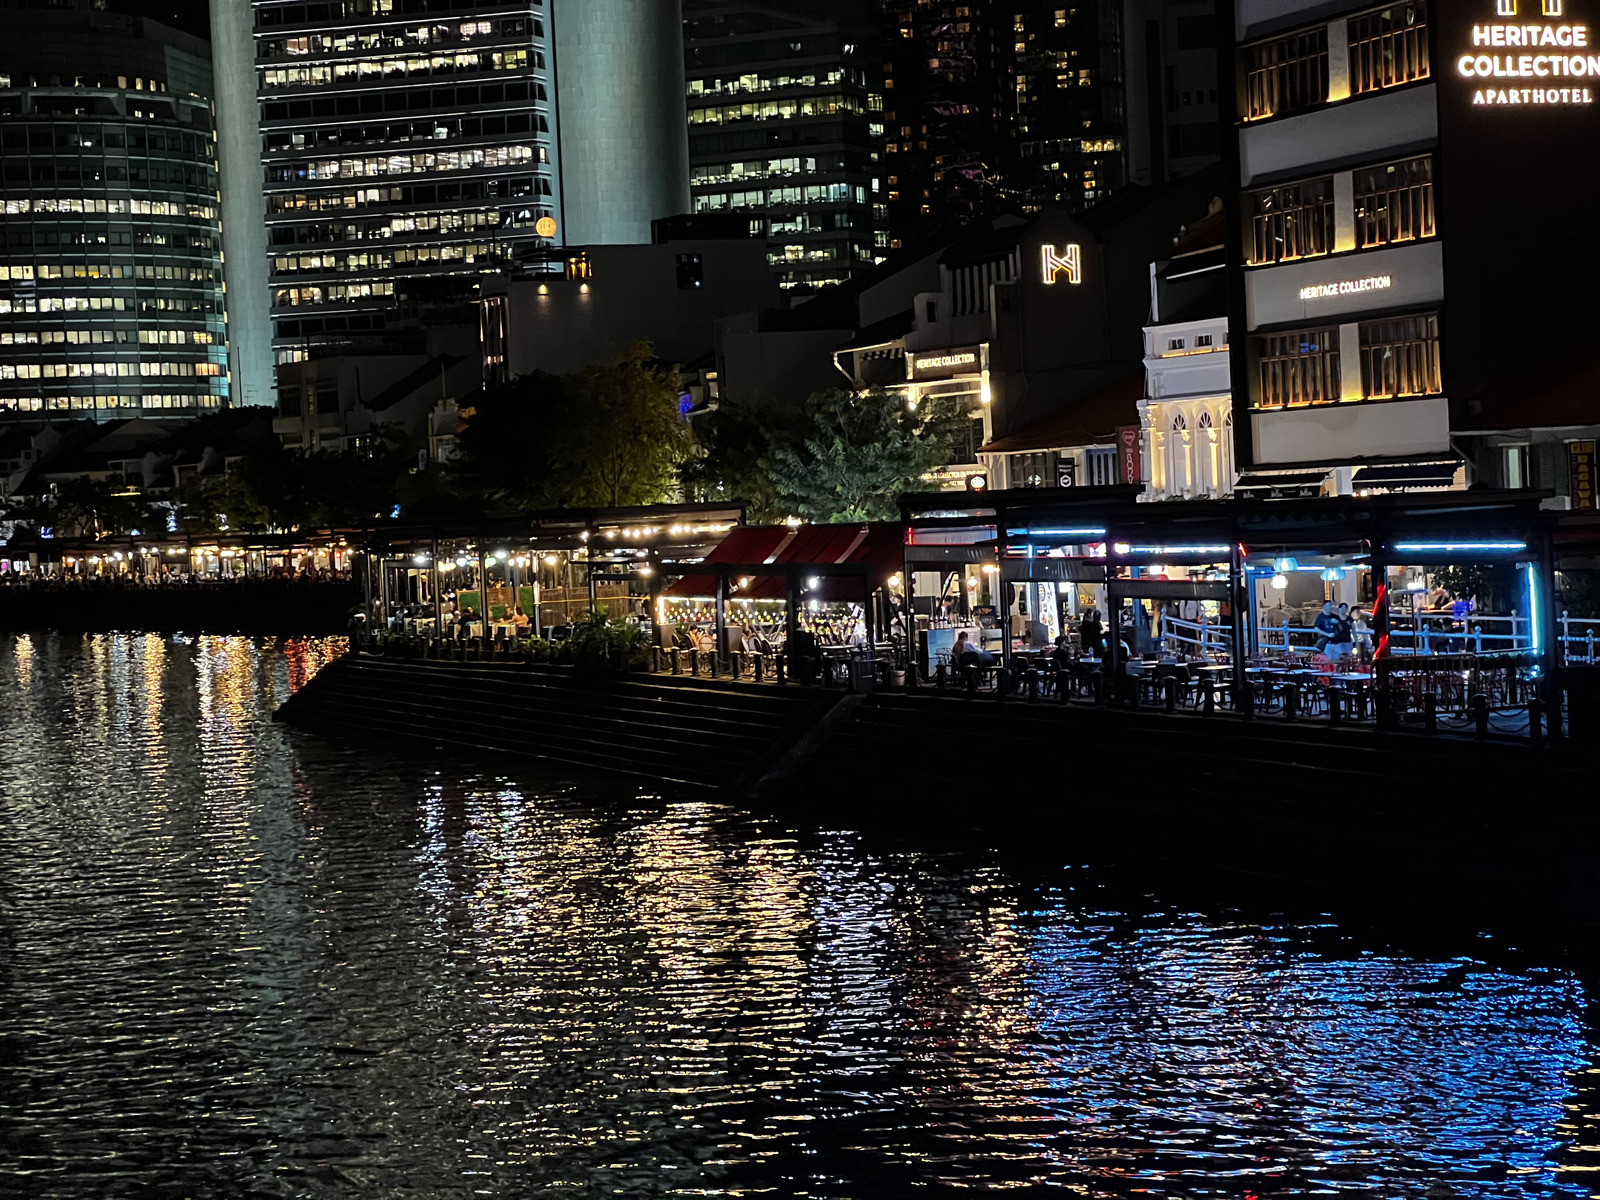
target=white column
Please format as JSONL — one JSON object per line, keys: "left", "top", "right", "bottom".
{"left": 1333, "top": 171, "right": 1356, "bottom": 253}
{"left": 1338, "top": 324, "right": 1364, "bottom": 402}
{"left": 1327, "top": 19, "right": 1351, "bottom": 101}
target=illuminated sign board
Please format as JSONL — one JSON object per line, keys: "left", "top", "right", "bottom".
{"left": 911, "top": 347, "right": 981, "bottom": 379}
{"left": 1041, "top": 244, "right": 1083, "bottom": 285}
{"left": 1298, "top": 274, "right": 1393, "bottom": 301}
{"left": 1458, "top": 0, "right": 1598, "bottom": 104}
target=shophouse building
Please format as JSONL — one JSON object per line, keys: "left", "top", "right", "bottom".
{"left": 0, "top": 3, "right": 228, "bottom": 422}
{"left": 811, "top": 165, "right": 1223, "bottom": 491}
{"left": 1220, "top": 0, "right": 1600, "bottom": 501}
{"left": 1137, "top": 202, "right": 1235, "bottom": 500}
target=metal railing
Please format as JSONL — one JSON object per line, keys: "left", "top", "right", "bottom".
{"left": 1161, "top": 615, "right": 1234, "bottom": 658}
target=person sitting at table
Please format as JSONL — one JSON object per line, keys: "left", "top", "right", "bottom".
{"left": 1049, "top": 635, "right": 1072, "bottom": 674}
{"left": 951, "top": 630, "right": 993, "bottom": 666}
{"left": 511, "top": 606, "right": 530, "bottom": 628}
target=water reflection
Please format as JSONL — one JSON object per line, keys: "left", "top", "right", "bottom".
{"left": 0, "top": 634, "right": 1596, "bottom": 1199}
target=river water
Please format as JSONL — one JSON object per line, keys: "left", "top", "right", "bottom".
{"left": 1, "top": 633, "right": 1597, "bottom": 1199}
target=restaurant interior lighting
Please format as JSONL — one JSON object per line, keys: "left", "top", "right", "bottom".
{"left": 1125, "top": 545, "right": 1231, "bottom": 556}
{"left": 1271, "top": 573, "right": 1288, "bottom": 590}
{"left": 1273, "top": 557, "right": 1300, "bottom": 572}
{"left": 966, "top": 575, "right": 978, "bottom": 587}
{"left": 1320, "top": 567, "right": 1346, "bottom": 582}
{"left": 544, "top": 554, "right": 559, "bottom": 566}
{"left": 807, "top": 576, "right": 819, "bottom": 588}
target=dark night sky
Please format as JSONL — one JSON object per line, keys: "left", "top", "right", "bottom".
{"left": 110, "top": 0, "right": 210, "bottom": 39}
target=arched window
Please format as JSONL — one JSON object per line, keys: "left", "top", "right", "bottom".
{"left": 1199, "top": 411, "right": 1213, "bottom": 429}
{"left": 1171, "top": 412, "right": 1187, "bottom": 431}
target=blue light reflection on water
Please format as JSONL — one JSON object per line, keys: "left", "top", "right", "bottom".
{"left": 1, "top": 631, "right": 1598, "bottom": 1199}
{"left": 1024, "top": 913, "right": 1593, "bottom": 1197}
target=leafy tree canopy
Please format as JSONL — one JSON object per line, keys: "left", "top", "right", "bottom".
{"left": 691, "top": 387, "right": 968, "bottom": 524}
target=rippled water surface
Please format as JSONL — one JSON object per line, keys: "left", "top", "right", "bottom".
{"left": 3, "top": 633, "right": 1599, "bottom": 1199}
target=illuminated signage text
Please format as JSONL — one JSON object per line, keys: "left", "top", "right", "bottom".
{"left": 1041, "top": 244, "right": 1082, "bottom": 285}
{"left": 913, "top": 351, "right": 978, "bottom": 373}
{"left": 1459, "top": 4, "right": 1598, "bottom": 103}
{"left": 1299, "top": 275, "right": 1392, "bottom": 301}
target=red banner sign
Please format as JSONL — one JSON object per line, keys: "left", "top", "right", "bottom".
{"left": 1117, "top": 426, "right": 1142, "bottom": 485}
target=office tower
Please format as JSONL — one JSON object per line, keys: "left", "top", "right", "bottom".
{"left": 0, "top": 0, "right": 228, "bottom": 421}
{"left": 683, "top": 0, "right": 887, "bottom": 294}
{"left": 875, "top": 0, "right": 1015, "bottom": 247}
{"left": 1218, "top": 0, "right": 1600, "bottom": 497}
{"left": 231, "top": 0, "right": 689, "bottom": 367}
{"left": 874, "top": 0, "right": 1218, "bottom": 248}
{"left": 1014, "top": 0, "right": 1130, "bottom": 207}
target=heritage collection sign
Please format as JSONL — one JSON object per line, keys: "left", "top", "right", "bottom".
{"left": 1458, "top": 0, "right": 1598, "bottom": 104}
{"left": 1298, "top": 274, "right": 1393, "bottom": 301}
{"left": 910, "top": 347, "right": 981, "bottom": 380}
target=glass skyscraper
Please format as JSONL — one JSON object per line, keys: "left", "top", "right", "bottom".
{"left": 232, "top": 0, "right": 689, "bottom": 367}
{"left": 0, "top": 2, "right": 228, "bottom": 420}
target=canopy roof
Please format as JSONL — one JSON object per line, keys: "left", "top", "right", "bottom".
{"left": 666, "top": 523, "right": 906, "bottom": 602}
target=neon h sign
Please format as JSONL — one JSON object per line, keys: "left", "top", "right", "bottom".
{"left": 1041, "top": 244, "right": 1082, "bottom": 285}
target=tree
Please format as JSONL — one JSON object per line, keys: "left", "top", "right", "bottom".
{"left": 679, "top": 396, "right": 793, "bottom": 524}
{"left": 49, "top": 477, "right": 148, "bottom": 539}
{"left": 764, "top": 387, "right": 967, "bottom": 523}
{"left": 541, "top": 343, "right": 689, "bottom": 508}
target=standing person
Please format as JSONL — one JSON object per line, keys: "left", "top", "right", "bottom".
{"left": 1326, "top": 602, "right": 1355, "bottom": 664}
{"left": 1313, "top": 600, "right": 1340, "bottom": 655}
{"left": 1351, "top": 607, "right": 1373, "bottom": 660}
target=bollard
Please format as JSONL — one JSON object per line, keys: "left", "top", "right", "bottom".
{"left": 1283, "top": 682, "right": 1299, "bottom": 721}
{"left": 1026, "top": 668, "right": 1040, "bottom": 702}
{"left": 1163, "top": 676, "right": 1177, "bottom": 713}
{"left": 1375, "top": 687, "right": 1394, "bottom": 731}
{"left": 1057, "top": 667, "right": 1070, "bottom": 703}
{"left": 709, "top": 652, "right": 720, "bottom": 679}
{"left": 775, "top": 654, "right": 787, "bottom": 686}
{"left": 754, "top": 655, "right": 765, "bottom": 683}
{"left": 1472, "top": 692, "right": 1489, "bottom": 738}
{"left": 996, "top": 669, "right": 1009, "bottom": 701}
{"left": 1529, "top": 696, "right": 1544, "bottom": 747}
{"left": 936, "top": 663, "right": 948, "bottom": 693}
{"left": 1237, "top": 681, "right": 1254, "bottom": 719}
{"left": 671, "top": 647, "right": 682, "bottom": 675}
{"left": 689, "top": 648, "right": 701, "bottom": 677}
{"left": 963, "top": 664, "right": 979, "bottom": 696}
{"left": 1423, "top": 691, "right": 1438, "bottom": 734}
{"left": 1327, "top": 686, "right": 1343, "bottom": 727}
{"left": 1202, "top": 678, "right": 1216, "bottom": 716}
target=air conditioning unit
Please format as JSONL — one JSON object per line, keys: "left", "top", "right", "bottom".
{"left": 1541, "top": 496, "right": 1574, "bottom": 511}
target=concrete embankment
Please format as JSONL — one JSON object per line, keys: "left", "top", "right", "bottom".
{"left": 0, "top": 582, "right": 360, "bottom": 635}
{"left": 276, "top": 657, "right": 1600, "bottom": 927}
{"left": 274, "top": 654, "right": 842, "bottom": 790}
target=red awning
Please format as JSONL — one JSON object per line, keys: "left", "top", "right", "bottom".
{"left": 665, "top": 523, "right": 906, "bottom": 603}
{"left": 665, "top": 525, "right": 793, "bottom": 598}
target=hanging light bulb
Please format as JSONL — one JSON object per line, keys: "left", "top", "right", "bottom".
{"left": 1271, "top": 573, "right": 1289, "bottom": 590}
{"left": 1272, "top": 556, "right": 1300, "bottom": 573}
{"left": 1320, "top": 566, "right": 1346, "bottom": 582}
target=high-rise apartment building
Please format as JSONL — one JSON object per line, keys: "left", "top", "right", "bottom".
{"left": 220, "top": 0, "right": 690, "bottom": 368}
{"left": 683, "top": 0, "right": 888, "bottom": 294}
{"left": 875, "top": 0, "right": 1218, "bottom": 248}
{"left": 0, "top": 1, "right": 228, "bottom": 421}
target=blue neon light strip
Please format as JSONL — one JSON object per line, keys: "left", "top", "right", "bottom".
{"left": 1120, "top": 545, "right": 1231, "bottom": 555}
{"left": 1007, "top": 528, "right": 1107, "bottom": 538}
{"left": 1392, "top": 542, "right": 1527, "bottom": 552}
